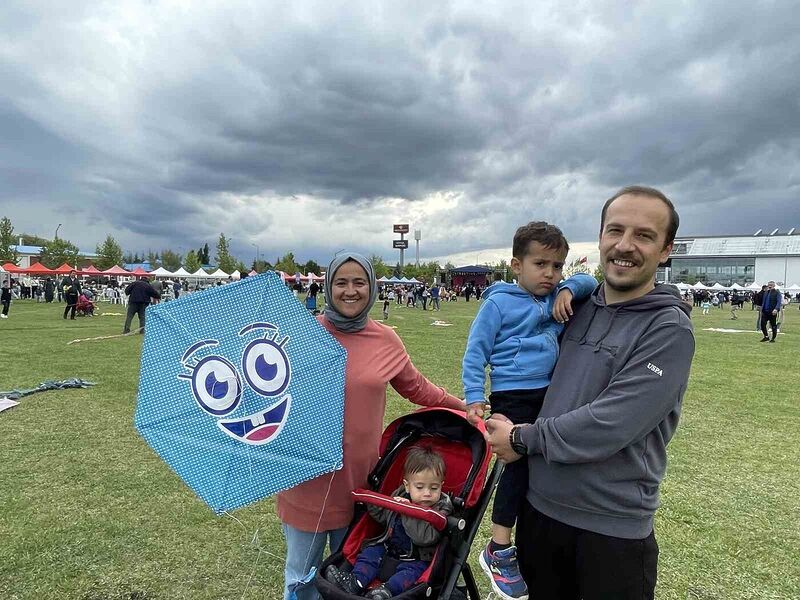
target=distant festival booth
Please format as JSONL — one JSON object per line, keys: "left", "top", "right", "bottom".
{"left": 447, "top": 265, "right": 494, "bottom": 289}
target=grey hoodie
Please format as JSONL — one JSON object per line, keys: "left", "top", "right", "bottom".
{"left": 519, "top": 284, "right": 695, "bottom": 539}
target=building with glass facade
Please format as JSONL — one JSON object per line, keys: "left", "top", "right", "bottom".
{"left": 658, "top": 230, "right": 800, "bottom": 286}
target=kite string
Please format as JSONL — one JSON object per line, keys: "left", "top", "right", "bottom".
{"left": 302, "top": 469, "right": 338, "bottom": 575}
{"left": 225, "top": 468, "right": 338, "bottom": 600}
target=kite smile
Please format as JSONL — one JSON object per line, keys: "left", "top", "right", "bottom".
{"left": 217, "top": 394, "right": 292, "bottom": 445}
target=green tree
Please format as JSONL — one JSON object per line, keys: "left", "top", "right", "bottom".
{"left": 303, "top": 259, "right": 322, "bottom": 275}
{"left": 275, "top": 252, "right": 299, "bottom": 275}
{"left": 40, "top": 238, "right": 80, "bottom": 269}
{"left": 235, "top": 260, "right": 247, "bottom": 275}
{"left": 21, "top": 233, "right": 50, "bottom": 247}
{"left": 369, "top": 255, "right": 390, "bottom": 279}
{"left": 593, "top": 264, "right": 605, "bottom": 284}
{"left": 160, "top": 249, "right": 183, "bottom": 271}
{"left": 215, "top": 233, "right": 237, "bottom": 273}
{"left": 0, "top": 216, "right": 18, "bottom": 263}
{"left": 184, "top": 250, "right": 201, "bottom": 273}
{"left": 564, "top": 258, "right": 591, "bottom": 278}
{"left": 146, "top": 251, "right": 161, "bottom": 269}
{"left": 95, "top": 235, "right": 124, "bottom": 270}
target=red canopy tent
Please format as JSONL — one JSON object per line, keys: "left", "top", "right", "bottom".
{"left": 81, "top": 264, "right": 102, "bottom": 275}
{"left": 2, "top": 262, "right": 22, "bottom": 273}
{"left": 131, "top": 267, "right": 151, "bottom": 278}
{"left": 23, "top": 262, "right": 56, "bottom": 275}
{"left": 54, "top": 262, "right": 78, "bottom": 275}
{"left": 102, "top": 265, "right": 132, "bottom": 276}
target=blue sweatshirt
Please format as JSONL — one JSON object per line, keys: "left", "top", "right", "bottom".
{"left": 462, "top": 273, "right": 597, "bottom": 403}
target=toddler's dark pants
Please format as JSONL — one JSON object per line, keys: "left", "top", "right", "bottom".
{"left": 489, "top": 387, "right": 546, "bottom": 528}
{"left": 352, "top": 545, "right": 428, "bottom": 595}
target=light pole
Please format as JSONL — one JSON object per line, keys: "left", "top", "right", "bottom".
{"left": 251, "top": 243, "right": 260, "bottom": 271}
{"left": 55, "top": 223, "right": 62, "bottom": 240}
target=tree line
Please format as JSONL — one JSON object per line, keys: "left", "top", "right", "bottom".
{"left": 2, "top": 215, "right": 600, "bottom": 282}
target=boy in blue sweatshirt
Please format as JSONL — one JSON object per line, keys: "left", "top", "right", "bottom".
{"left": 462, "top": 221, "right": 596, "bottom": 600}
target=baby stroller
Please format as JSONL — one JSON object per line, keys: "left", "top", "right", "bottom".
{"left": 316, "top": 407, "right": 502, "bottom": 600}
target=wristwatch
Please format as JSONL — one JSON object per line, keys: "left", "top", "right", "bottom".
{"left": 509, "top": 425, "right": 527, "bottom": 456}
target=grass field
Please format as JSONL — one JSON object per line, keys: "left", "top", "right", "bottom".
{"left": 1, "top": 293, "right": 798, "bottom": 600}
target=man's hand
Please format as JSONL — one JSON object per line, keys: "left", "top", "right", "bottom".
{"left": 552, "top": 288, "right": 574, "bottom": 323}
{"left": 466, "top": 402, "right": 486, "bottom": 426}
{"left": 772, "top": 309, "right": 778, "bottom": 315}
{"left": 485, "top": 414, "right": 524, "bottom": 463}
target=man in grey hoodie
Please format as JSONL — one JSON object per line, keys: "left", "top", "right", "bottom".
{"left": 486, "top": 186, "right": 695, "bottom": 600}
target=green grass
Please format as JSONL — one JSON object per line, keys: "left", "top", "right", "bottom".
{"left": 1, "top": 297, "right": 798, "bottom": 599}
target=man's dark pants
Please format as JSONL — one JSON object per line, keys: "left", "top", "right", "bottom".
{"left": 124, "top": 302, "right": 148, "bottom": 333}
{"left": 760, "top": 311, "right": 778, "bottom": 340}
{"left": 63, "top": 295, "right": 77, "bottom": 319}
{"left": 516, "top": 502, "right": 658, "bottom": 600}
{"left": 2, "top": 299, "right": 10, "bottom": 316}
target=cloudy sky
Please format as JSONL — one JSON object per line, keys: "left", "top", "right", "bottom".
{"left": 2, "top": 1, "right": 799, "bottom": 268}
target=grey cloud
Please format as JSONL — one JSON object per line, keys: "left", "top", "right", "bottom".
{"left": 1, "top": 1, "right": 799, "bottom": 264}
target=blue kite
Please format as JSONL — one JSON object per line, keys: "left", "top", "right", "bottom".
{"left": 135, "top": 272, "right": 347, "bottom": 513}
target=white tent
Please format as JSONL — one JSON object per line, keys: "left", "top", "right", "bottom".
{"left": 674, "top": 282, "right": 691, "bottom": 290}
{"left": 150, "top": 267, "right": 174, "bottom": 277}
{"left": 230, "top": 270, "right": 241, "bottom": 280}
{"left": 172, "top": 267, "right": 192, "bottom": 278}
{"left": 747, "top": 282, "right": 761, "bottom": 290}
{"left": 378, "top": 276, "right": 390, "bottom": 282}
{"left": 710, "top": 282, "right": 728, "bottom": 290}
{"left": 191, "top": 268, "right": 213, "bottom": 278}
{"left": 691, "top": 282, "right": 711, "bottom": 290}
{"left": 210, "top": 268, "right": 229, "bottom": 278}
{"left": 785, "top": 284, "right": 800, "bottom": 293}
{"left": 729, "top": 283, "right": 746, "bottom": 291}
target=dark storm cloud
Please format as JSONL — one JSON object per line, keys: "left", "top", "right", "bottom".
{"left": 1, "top": 1, "right": 799, "bottom": 263}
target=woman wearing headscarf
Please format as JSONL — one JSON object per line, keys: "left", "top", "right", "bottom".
{"left": 276, "top": 252, "right": 464, "bottom": 600}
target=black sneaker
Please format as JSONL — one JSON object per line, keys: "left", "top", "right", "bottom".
{"left": 760, "top": 337, "right": 769, "bottom": 342}
{"left": 365, "top": 584, "right": 393, "bottom": 599}
{"left": 324, "top": 564, "right": 362, "bottom": 595}
{"left": 769, "top": 339, "right": 776, "bottom": 343}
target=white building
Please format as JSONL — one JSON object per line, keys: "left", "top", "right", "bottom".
{"left": 660, "top": 229, "right": 800, "bottom": 286}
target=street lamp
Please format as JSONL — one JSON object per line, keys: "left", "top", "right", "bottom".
{"left": 251, "top": 243, "right": 260, "bottom": 271}
{"left": 55, "top": 223, "right": 62, "bottom": 240}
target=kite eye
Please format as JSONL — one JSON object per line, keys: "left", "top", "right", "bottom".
{"left": 242, "top": 339, "right": 290, "bottom": 396}
{"left": 190, "top": 356, "right": 242, "bottom": 415}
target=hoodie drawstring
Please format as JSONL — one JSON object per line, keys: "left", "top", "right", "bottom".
{"left": 593, "top": 307, "right": 621, "bottom": 352}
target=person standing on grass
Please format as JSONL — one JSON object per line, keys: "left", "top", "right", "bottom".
{"left": 123, "top": 278, "right": 160, "bottom": 334}
{"left": 485, "top": 186, "right": 695, "bottom": 600}
{"left": 275, "top": 252, "right": 465, "bottom": 600}
{"left": 1, "top": 279, "right": 11, "bottom": 319}
{"left": 61, "top": 270, "right": 81, "bottom": 320}
{"left": 463, "top": 221, "right": 597, "bottom": 600}
{"left": 759, "top": 281, "right": 782, "bottom": 343}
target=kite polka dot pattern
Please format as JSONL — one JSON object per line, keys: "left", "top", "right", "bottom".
{"left": 135, "top": 272, "right": 347, "bottom": 513}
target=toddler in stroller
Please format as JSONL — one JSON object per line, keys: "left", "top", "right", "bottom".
{"left": 315, "top": 407, "right": 501, "bottom": 600}
{"left": 76, "top": 293, "right": 96, "bottom": 317}
{"left": 324, "top": 446, "right": 452, "bottom": 598}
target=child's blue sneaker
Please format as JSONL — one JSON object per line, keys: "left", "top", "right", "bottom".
{"left": 478, "top": 543, "right": 529, "bottom": 600}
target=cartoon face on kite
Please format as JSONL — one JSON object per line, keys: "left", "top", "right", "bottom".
{"left": 177, "top": 322, "right": 292, "bottom": 446}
